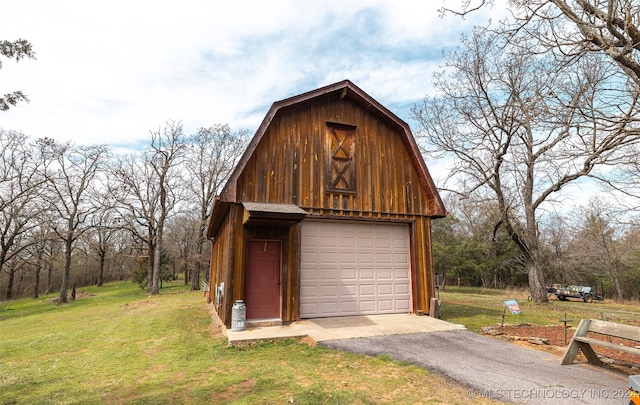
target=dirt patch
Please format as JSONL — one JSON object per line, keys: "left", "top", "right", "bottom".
{"left": 215, "top": 378, "right": 256, "bottom": 402}
{"left": 485, "top": 323, "right": 640, "bottom": 375}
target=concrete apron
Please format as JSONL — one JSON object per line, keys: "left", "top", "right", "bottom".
{"left": 224, "top": 313, "right": 465, "bottom": 345}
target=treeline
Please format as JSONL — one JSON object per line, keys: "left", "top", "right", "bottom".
{"left": 4, "top": 119, "right": 639, "bottom": 303}
{"left": 432, "top": 197, "right": 640, "bottom": 301}
{"left": 0, "top": 122, "right": 248, "bottom": 302}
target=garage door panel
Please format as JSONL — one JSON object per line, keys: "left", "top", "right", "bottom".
{"left": 378, "top": 300, "right": 394, "bottom": 311}
{"left": 321, "top": 255, "right": 337, "bottom": 264}
{"left": 392, "top": 238, "right": 407, "bottom": 249}
{"left": 394, "top": 252, "right": 408, "bottom": 262}
{"left": 395, "top": 299, "right": 410, "bottom": 310}
{"left": 342, "top": 301, "right": 358, "bottom": 312}
{"left": 300, "top": 285, "right": 317, "bottom": 296}
{"left": 394, "top": 268, "right": 410, "bottom": 279}
{"left": 340, "top": 268, "right": 357, "bottom": 279}
{"left": 320, "top": 285, "right": 339, "bottom": 297}
{"left": 359, "top": 284, "right": 375, "bottom": 296}
{"left": 339, "top": 252, "right": 356, "bottom": 263}
{"left": 360, "top": 300, "right": 376, "bottom": 312}
{"left": 395, "top": 284, "right": 409, "bottom": 294}
{"left": 339, "top": 236, "right": 356, "bottom": 248}
{"left": 340, "top": 284, "right": 357, "bottom": 295}
{"left": 358, "top": 253, "right": 374, "bottom": 263}
{"left": 303, "top": 251, "right": 320, "bottom": 263}
{"left": 378, "top": 269, "right": 392, "bottom": 280}
{"left": 376, "top": 253, "right": 391, "bottom": 263}
{"left": 357, "top": 238, "right": 374, "bottom": 248}
{"left": 300, "top": 221, "right": 411, "bottom": 318}
{"left": 375, "top": 238, "right": 391, "bottom": 248}
{"left": 359, "top": 268, "right": 374, "bottom": 279}
{"left": 321, "top": 269, "right": 338, "bottom": 280}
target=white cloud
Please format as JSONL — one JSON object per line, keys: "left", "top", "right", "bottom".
{"left": 1, "top": 0, "right": 505, "bottom": 148}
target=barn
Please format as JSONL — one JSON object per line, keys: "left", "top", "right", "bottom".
{"left": 206, "top": 80, "right": 446, "bottom": 328}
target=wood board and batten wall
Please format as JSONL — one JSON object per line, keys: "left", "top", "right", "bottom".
{"left": 207, "top": 80, "right": 446, "bottom": 328}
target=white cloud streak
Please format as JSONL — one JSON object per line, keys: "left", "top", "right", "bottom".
{"left": 1, "top": 0, "right": 506, "bottom": 149}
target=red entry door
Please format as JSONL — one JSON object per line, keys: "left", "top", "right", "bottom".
{"left": 245, "top": 240, "right": 281, "bottom": 319}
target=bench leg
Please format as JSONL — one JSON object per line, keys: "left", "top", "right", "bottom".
{"left": 561, "top": 340, "right": 581, "bottom": 365}
{"left": 576, "top": 342, "right": 602, "bottom": 366}
{"left": 561, "top": 340, "right": 603, "bottom": 365}
{"left": 561, "top": 319, "right": 592, "bottom": 365}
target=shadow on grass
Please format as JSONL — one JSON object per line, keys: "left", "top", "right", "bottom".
{"left": 0, "top": 294, "right": 66, "bottom": 321}
{"left": 441, "top": 286, "right": 516, "bottom": 296}
{"left": 440, "top": 301, "right": 504, "bottom": 320}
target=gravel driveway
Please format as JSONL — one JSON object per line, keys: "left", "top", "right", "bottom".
{"left": 320, "top": 330, "right": 630, "bottom": 405}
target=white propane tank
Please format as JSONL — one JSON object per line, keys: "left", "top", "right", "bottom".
{"left": 231, "top": 300, "right": 246, "bottom": 331}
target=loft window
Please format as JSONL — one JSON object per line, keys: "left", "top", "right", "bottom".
{"left": 326, "top": 122, "right": 356, "bottom": 192}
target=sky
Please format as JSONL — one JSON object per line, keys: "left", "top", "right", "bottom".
{"left": 2, "top": 0, "right": 620, "bottom": 213}
{"left": 1, "top": 0, "right": 505, "bottom": 155}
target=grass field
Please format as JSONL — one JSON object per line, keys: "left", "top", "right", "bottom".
{"left": 0, "top": 280, "right": 497, "bottom": 405}
{"left": 438, "top": 286, "right": 640, "bottom": 332}
{"left": 3, "top": 282, "right": 636, "bottom": 404}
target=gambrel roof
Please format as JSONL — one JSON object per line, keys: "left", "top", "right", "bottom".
{"left": 207, "top": 80, "right": 446, "bottom": 237}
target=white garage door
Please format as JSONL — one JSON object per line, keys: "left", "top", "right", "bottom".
{"left": 300, "top": 220, "right": 412, "bottom": 318}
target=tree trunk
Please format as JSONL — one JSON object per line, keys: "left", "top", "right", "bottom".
{"left": 5, "top": 266, "right": 15, "bottom": 300}
{"left": 16, "top": 268, "right": 25, "bottom": 297}
{"left": 146, "top": 240, "right": 155, "bottom": 293}
{"left": 45, "top": 263, "right": 52, "bottom": 294}
{"left": 192, "top": 236, "right": 205, "bottom": 291}
{"left": 609, "top": 262, "right": 624, "bottom": 301}
{"left": 58, "top": 237, "right": 73, "bottom": 304}
{"left": 97, "top": 252, "right": 105, "bottom": 287}
{"left": 33, "top": 245, "right": 46, "bottom": 299}
{"left": 33, "top": 263, "right": 42, "bottom": 298}
{"left": 527, "top": 259, "right": 548, "bottom": 303}
{"left": 151, "top": 238, "right": 162, "bottom": 295}
{"left": 523, "top": 232, "right": 548, "bottom": 303}
{"left": 191, "top": 260, "right": 201, "bottom": 291}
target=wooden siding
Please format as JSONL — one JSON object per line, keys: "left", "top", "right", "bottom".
{"left": 413, "top": 216, "right": 435, "bottom": 312}
{"left": 209, "top": 89, "right": 442, "bottom": 326}
{"left": 208, "top": 204, "right": 245, "bottom": 326}
{"left": 235, "top": 97, "right": 432, "bottom": 217}
{"left": 284, "top": 222, "right": 301, "bottom": 321}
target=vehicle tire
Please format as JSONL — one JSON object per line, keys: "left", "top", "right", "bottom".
{"left": 583, "top": 294, "right": 593, "bottom": 303}
{"left": 558, "top": 295, "right": 567, "bottom": 301}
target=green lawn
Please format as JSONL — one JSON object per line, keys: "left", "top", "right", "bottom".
{"left": 1, "top": 281, "right": 496, "bottom": 405}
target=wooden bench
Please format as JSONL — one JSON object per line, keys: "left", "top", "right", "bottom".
{"left": 561, "top": 319, "right": 640, "bottom": 366}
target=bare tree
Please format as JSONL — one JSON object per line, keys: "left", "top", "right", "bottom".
{"left": 40, "top": 139, "right": 109, "bottom": 304}
{"left": 85, "top": 204, "right": 121, "bottom": 287}
{"left": 26, "top": 223, "right": 56, "bottom": 298}
{"left": 111, "top": 121, "right": 185, "bottom": 294}
{"left": 0, "top": 130, "right": 48, "bottom": 299}
{"left": 112, "top": 152, "right": 159, "bottom": 291}
{"left": 147, "top": 122, "right": 186, "bottom": 294}
{"left": 184, "top": 124, "right": 247, "bottom": 290}
{"left": 412, "top": 27, "right": 640, "bottom": 302}
{"left": 573, "top": 202, "right": 626, "bottom": 299}
{"left": 509, "top": 0, "right": 640, "bottom": 87}
{"left": 0, "top": 39, "right": 36, "bottom": 111}
{"left": 164, "top": 214, "right": 198, "bottom": 286}
{"left": 559, "top": 198, "right": 640, "bottom": 300}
